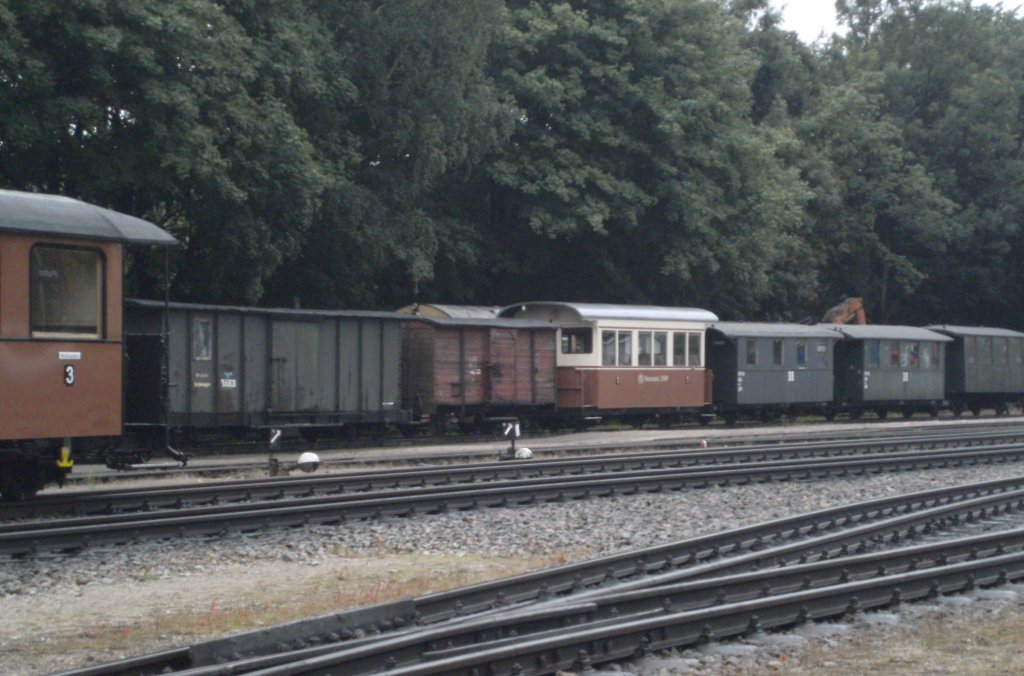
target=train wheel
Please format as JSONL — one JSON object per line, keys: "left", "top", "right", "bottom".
{"left": 850, "top": 409, "right": 864, "bottom": 420}
{"left": 951, "top": 401, "right": 964, "bottom": 417}
{"left": 875, "top": 408, "right": 888, "bottom": 420}
{"left": 996, "top": 403, "right": 1010, "bottom": 416}
{"left": 902, "top": 409, "right": 914, "bottom": 420}
{"left": 824, "top": 409, "right": 837, "bottom": 422}
{"left": 971, "top": 405, "right": 982, "bottom": 417}
{"left": 0, "top": 458, "right": 42, "bottom": 501}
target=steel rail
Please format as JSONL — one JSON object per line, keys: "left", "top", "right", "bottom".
{"left": 55, "top": 420, "right": 1024, "bottom": 490}
{"left": 177, "top": 526, "right": 1024, "bottom": 675}
{"left": 367, "top": 550, "right": 1024, "bottom": 675}
{"left": 7, "top": 427, "right": 1024, "bottom": 522}
{"left": 60, "top": 485, "right": 1024, "bottom": 676}
{"left": 6, "top": 445, "right": 1024, "bottom": 555}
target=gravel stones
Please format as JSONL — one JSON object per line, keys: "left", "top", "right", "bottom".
{"left": 4, "top": 460, "right": 1024, "bottom": 674}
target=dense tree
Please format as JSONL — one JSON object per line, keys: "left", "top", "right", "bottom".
{"left": 0, "top": 0, "right": 1022, "bottom": 325}
{"left": 469, "top": 0, "right": 812, "bottom": 317}
{"left": 264, "top": 0, "right": 511, "bottom": 309}
{"left": 0, "top": 0, "right": 323, "bottom": 302}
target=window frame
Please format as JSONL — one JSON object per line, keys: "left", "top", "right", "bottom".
{"left": 29, "top": 243, "right": 106, "bottom": 340}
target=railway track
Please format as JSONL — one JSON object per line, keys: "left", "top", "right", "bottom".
{"left": 6, "top": 437, "right": 1024, "bottom": 557}
{"left": 11, "top": 425, "right": 1024, "bottom": 521}
{"left": 58, "top": 476, "right": 1024, "bottom": 675}
{"left": 61, "top": 419, "right": 1024, "bottom": 487}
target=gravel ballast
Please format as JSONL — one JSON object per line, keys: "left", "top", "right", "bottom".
{"left": 4, "top": 454, "right": 1024, "bottom": 673}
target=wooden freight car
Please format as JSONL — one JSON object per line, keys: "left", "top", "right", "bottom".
{"left": 400, "top": 315, "right": 557, "bottom": 431}
{"left": 125, "top": 300, "right": 409, "bottom": 439}
{"left": 0, "top": 190, "right": 176, "bottom": 499}
{"left": 498, "top": 302, "right": 718, "bottom": 425}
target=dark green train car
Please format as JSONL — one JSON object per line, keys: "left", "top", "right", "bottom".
{"left": 707, "top": 323, "right": 838, "bottom": 423}
{"left": 125, "top": 300, "right": 410, "bottom": 436}
{"left": 928, "top": 325, "right": 1024, "bottom": 415}
{"left": 826, "top": 324, "right": 951, "bottom": 419}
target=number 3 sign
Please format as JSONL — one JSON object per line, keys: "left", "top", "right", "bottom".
{"left": 64, "top": 364, "right": 75, "bottom": 386}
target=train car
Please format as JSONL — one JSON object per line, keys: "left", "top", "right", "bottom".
{"left": 400, "top": 315, "right": 557, "bottom": 431}
{"left": 928, "top": 325, "right": 1024, "bottom": 416}
{"left": 498, "top": 302, "right": 718, "bottom": 425}
{"left": 826, "top": 324, "right": 951, "bottom": 419}
{"left": 395, "top": 303, "right": 501, "bottom": 319}
{"left": 124, "top": 300, "right": 410, "bottom": 441}
{"left": 0, "top": 190, "right": 176, "bottom": 499}
{"left": 707, "top": 322, "right": 839, "bottom": 424}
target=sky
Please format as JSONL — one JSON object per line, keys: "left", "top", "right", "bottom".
{"left": 775, "top": 0, "right": 1024, "bottom": 44}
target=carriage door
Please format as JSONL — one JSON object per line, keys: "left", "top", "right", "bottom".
{"left": 487, "top": 328, "right": 517, "bottom": 404}
{"left": 270, "top": 321, "right": 320, "bottom": 413}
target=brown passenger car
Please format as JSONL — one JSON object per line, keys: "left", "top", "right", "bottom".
{"left": 498, "top": 302, "right": 719, "bottom": 425}
{"left": 0, "top": 190, "right": 175, "bottom": 498}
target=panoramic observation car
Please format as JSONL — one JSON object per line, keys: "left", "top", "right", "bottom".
{"left": 0, "top": 189, "right": 176, "bottom": 499}
{"left": 826, "top": 324, "right": 951, "bottom": 419}
{"left": 498, "top": 302, "right": 719, "bottom": 425}
{"left": 707, "top": 322, "right": 839, "bottom": 424}
{"left": 928, "top": 325, "right": 1024, "bottom": 416}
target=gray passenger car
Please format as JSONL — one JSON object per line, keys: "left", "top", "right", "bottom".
{"left": 826, "top": 324, "right": 951, "bottom": 419}
{"left": 927, "top": 325, "right": 1024, "bottom": 415}
{"left": 124, "top": 300, "right": 409, "bottom": 436}
{"left": 707, "top": 323, "right": 838, "bottom": 423}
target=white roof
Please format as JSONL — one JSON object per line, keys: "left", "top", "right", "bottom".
{"left": 500, "top": 302, "right": 718, "bottom": 323}
{"left": 820, "top": 324, "right": 952, "bottom": 342}
{"left": 711, "top": 322, "right": 839, "bottom": 339}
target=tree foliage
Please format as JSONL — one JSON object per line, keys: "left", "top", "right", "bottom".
{"left": 0, "top": 0, "right": 1022, "bottom": 326}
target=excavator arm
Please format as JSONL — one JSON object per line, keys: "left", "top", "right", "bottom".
{"left": 822, "top": 297, "right": 867, "bottom": 324}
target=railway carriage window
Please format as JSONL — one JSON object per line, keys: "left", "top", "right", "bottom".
{"left": 689, "top": 332, "right": 703, "bottom": 367}
{"left": 890, "top": 342, "right": 900, "bottom": 366}
{"left": 1016, "top": 339, "right": 1023, "bottom": 364}
{"left": 673, "top": 332, "right": 687, "bottom": 366}
{"left": 869, "top": 340, "right": 881, "bottom": 367}
{"left": 819, "top": 340, "right": 830, "bottom": 367}
{"left": 193, "top": 318, "right": 212, "bottom": 361}
{"left": 982, "top": 336, "right": 993, "bottom": 364}
{"left": 922, "top": 343, "right": 932, "bottom": 368}
{"left": 638, "top": 331, "right": 653, "bottom": 366}
{"left": 967, "top": 336, "right": 977, "bottom": 364}
{"left": 30, "top": 245, "right": 104, "bottom": 338}
{"left": 653, "top": 332, "right": 667, "bottom": 366}
{"left": 796, "top": 340, "right": 807, "bottom": 367}
{"left": 899, "top": 342, "right": 913, "bottom": 368}
{"left": 617, "top": 331, "right": 632, "bottom": 366}
{"left": 746, "top": 339, "right": 758, "bottom": 366}
{"left": 1000, "top": 338, "right": 1010, "bottom": 364}
{"left": 773, "top": 339, "right": 784, "bottom": 366}
{"left": 933, "top": 343, "right": 942, "bottom": 367}
{"left": 910, "top": 342, "right": 920, "bottom": 368}
{"left": 561, "top": 328, "right": 592, "bottom": 355}
{"left": 602, "top": 330, "right": 616, "bottom": 365}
